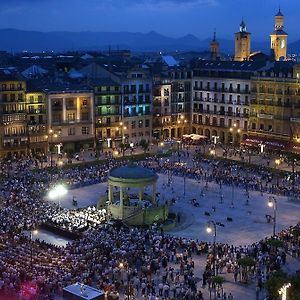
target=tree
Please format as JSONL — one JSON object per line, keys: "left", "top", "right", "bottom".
{"left": 265, "top": 270, "right": 288, "bottom": 299}
{"left": 268, "top": 238, "right": 284, "bottom": 250}
{"left": 139, "top": 139, "right": 149, "bottom": 153}
{"left": 238, "top": 256, "right": 256, "bottom": 283}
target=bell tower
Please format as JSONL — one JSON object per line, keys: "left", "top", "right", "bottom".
{"left": 210, "top": 30, "right": 220, "bottom": 61}
{"left": 234, "top": 20, "right": 251, "bottom": 61}
{"left": 270, "top": 8, "right": 288, "bottom": 61}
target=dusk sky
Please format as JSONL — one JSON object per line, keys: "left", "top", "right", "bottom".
{"left": 0, "top": 0, "right": 299, "bottom": 42}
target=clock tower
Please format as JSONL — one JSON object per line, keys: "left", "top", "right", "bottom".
{"left": 270, "top": 8, "right": 288, "bottom": 61}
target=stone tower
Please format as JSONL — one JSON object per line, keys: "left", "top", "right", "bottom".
{"left": 270, "top": 8, "right": 288, "bottom": 61}
{"left": 210, "top": 30, "right": 220, "bottom": 61}
{"left": 234, "top": 20, "right": 251, "bottom": 61}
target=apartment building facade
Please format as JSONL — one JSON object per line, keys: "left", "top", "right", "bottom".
{"left": 93, "top": 78, "right": 123, "bottom": 149}
{"left": 0, "top": 72, "right": 28, "bottom": 158}
{"left": 190, "top": 62, "right": 263, "bottom": 145}
{"left": 121, "top": 67, "right": 152, "bottom": 145}
{"left": 152, "top": 77, "right": 172, "bottom": 140}
{"left": 47, "top": 86, "right": 95, "bottom": 152}
{"left": 248, "top": 64, "right": 300, "bottom": 153}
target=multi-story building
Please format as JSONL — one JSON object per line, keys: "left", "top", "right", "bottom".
{"left": 152, "top": 77, "right": 172, "bottom": 140}
{"left": 167, "top": 68, "right": 192, "bottom": 138}
{"left": 191, "top": 61, "right": 266, "bottom": 144}
{"left": 249, "top": 63, "right": 300, "bottom": 151}
{"left": 26, "top": 82, "right": 48, "bottom": 155}
{"left": 121, "top": 67, "right": 152, "bottom": 145}
{"left": 92, "top": 78, "right": 122, "bottom": 149}
{"left": 0, "top": 71, "right": 28, "bottom": 158}
{"left": 47, "top": 84, "right": 95, "bottom": 152}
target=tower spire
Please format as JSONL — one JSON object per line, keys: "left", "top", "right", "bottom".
{"left": 213, "top": 28, "right": 216, "bottom": 42}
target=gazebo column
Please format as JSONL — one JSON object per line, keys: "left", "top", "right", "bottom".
{"left": 120, "top": 187, "right": 124, "bottom": 218}
{"left": 108, "top": 184, "right": 113, "bottom": 204}
{"left": 152, "top": 183, "right": 157, "bottom": 205}
{"left": 139, "top": 186, "right": 144, "bottom": 206}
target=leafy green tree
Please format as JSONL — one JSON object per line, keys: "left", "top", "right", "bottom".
{"left": 265, "top": 270, "right": 288, "bottom": 299}
{"left": 238, "top": 256, "right": 256, "bottom": 283}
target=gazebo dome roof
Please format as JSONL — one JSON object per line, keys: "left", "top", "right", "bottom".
{"left": 109, "top": 165, "right": 158, "bottom": 181}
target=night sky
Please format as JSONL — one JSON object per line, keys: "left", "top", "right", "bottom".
{"left": 0, "top": 0, "right": 299, "bottom": 41}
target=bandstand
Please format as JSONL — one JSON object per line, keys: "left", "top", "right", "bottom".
{"left": 107, "top": 165, "right": 168, "bottom": 226}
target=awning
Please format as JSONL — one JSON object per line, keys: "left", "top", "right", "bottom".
{"left": 241, "top": 136, "right": 289, "bottom": 151}
{"left": 288, "top": 143, "right": 300, "bottom": 154}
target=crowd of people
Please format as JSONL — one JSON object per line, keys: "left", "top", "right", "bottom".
{"left": 0, "top": 150, "right": 299, "bottom": 299}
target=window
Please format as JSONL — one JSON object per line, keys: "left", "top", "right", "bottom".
{"left": 131, "top": 121, "right": 136, "bottom": 129}
{"left": 138, "top": 120, "right": 143, "bottom": 128}
{"left": 82, "top": 126, "right": 90, "bottom": 135}
{"left": 68, "top": 128, "right": 75, "bottom": 136}
{"left": 67, "top": 113, "right": 75, "bottom": 121}
{"left": 145, "top": 119, "right": 150, "bottom": 127}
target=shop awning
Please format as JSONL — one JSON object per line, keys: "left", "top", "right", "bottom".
{"left": 241, "top": 136, "right": 289, "bottom": 151}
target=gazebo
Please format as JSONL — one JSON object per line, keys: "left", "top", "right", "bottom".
{"left": 107, "top": 165, "right": 168, "bottom": 225}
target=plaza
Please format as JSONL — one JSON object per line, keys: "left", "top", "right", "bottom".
{"left": 48, "top": 172, "right": 300, "bottom": 245}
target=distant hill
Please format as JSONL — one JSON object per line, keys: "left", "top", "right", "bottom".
{"left": 0, "top": 28, "right": 285, "bottom": 54}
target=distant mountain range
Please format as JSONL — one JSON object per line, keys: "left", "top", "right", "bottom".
{"left": 0, "top": 28, "right": 299, "bottom": 54}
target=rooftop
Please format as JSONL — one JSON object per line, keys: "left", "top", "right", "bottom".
{"left": 109, "top": 165, "right": 158, "bottom": 181}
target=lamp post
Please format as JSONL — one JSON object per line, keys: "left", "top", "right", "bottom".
{"left": 278, "top": 282, "right": 291, "bottom": 300}
{"left": 119, "top": 262, "right": 130, "bottom": 300}
{"left": 30, "top": 229, "right": 38, "bottom": 272}
{"left": 275, "top": 158, "right": 281, "bottom": 187}
{"left": 229, "top": 123, "right": 241, "bottom": 147}
{"left": 206, "top": 221, "right": 225, "bottom": 277}
{"left": 48, "top": 184, "right": 68, "bottom": 211}
{"left": 268, "top": 196, "right": 277, "bottom": 237}
{"left": 230, "top": 166, "right": 235, "bottom": 208}
{"left": 46, "top": 129, "right": 58, "bottom": 168}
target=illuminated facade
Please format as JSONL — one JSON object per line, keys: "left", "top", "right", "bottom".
{"left": 210, "top": 30, "right": 220, "bottom": 61}
{"left": 121, "top": 68, "right": 152, "bottom": 145}
{"left": 93, "top": 79, "right": 122, "bottom": 148}
{"left": 26, "top": 85, "right": 48, "bottom": 155}
{"left": 270, "top": 9, "right": 288, "bottom": 61}
{"left": 152, "top": 77, "right": 172, "bottom": 140}
{"left": 234, "top": 20, "right": 251, "bottom": 61}
{"left": 0, "top": 73, "right": 28, "bottom": 158}
{"left": 250, "top": 64, "right": 300, "bottom": 143}
{"left": 167, "top": 68, "right": 191, "bottom": 138}
{"left": 191, "top": 61, "right": 253, "bottom": 144}
{"left": 47, "top": 88, "right": 95, "bottom": 151}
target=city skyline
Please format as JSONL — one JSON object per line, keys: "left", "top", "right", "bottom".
{"left": 0, "top": 0, "right": 299, "bottom": 42}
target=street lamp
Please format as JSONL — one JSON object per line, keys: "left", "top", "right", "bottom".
{"left": 206, "top": 221, "right": 225, "bottom": 276}
{"left": 275, "top": 158, "right": 281, "bottom": 186}
{"left": 47, "top": 129, "right": 59, "bottom": 167}
{"left": 229, "top": 123, "right": 241, "bottom": 145}
{"left": 30, "top": 229, "right": 38, "bottom": 272}
{"left": 48, "top": 184, "right": 68, "bottom": 211}
{"left": 268, "top": 196, "right": 277, "bottom": 236}
{"left": 119, "top": 262, "right": 130, "bottom": 299}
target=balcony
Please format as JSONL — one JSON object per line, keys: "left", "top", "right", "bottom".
{"left": 28, "top": 109, "right": 46, "bottom": 114}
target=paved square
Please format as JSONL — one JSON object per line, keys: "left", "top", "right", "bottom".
{"left": 46, "top": 173, "right": 300, "bottom": 245}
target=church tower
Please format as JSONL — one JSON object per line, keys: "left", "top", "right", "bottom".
{"left": 210, "top": 30, "right": 220, "bottom": 61}
{"left": 270, "top": 8, "right": 288, "bottom": 61}
{"left": 234, "top": 20, "right": 251, "bottom": 61}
